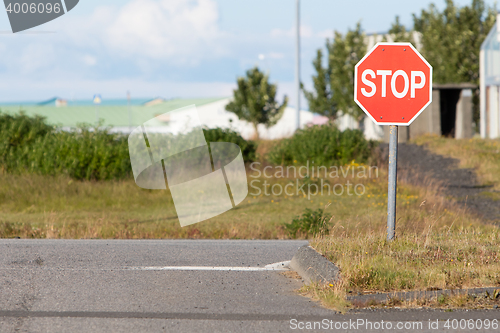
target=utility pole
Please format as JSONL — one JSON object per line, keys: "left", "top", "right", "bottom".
{"left": 295, "top": 0, "right": 300, "bottom": 131}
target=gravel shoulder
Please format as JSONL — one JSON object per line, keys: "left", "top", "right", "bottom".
{"left": 382, "top": 143, "right": 500, "bottom": 223}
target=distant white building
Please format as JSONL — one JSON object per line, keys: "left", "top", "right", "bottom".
{"left": 37, "top": 97, "right": 68, "bottom": 107}
{"left": 365, "top": 31, "right": 422, "bottom": 50}
{"left": 480, "top": 13, "right": 500, "bottom": 139}
{"left": 191, "top": 98, "right": 383, "bottom": 140}
{"left": 6, "top": 96, "right": 383, "bottom": 140}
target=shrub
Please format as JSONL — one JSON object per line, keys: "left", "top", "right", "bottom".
{"left": 24, "top": 126, "right": 131, "bottom": 181}
{"left": 0, "top": 112, "right": 131, "bottom": 180}
{"left": 0, "top": 112, "right": 257, "bottom": 180}
{"left": 267, "top": 124, "right": 376, "bottom": 166}
{"left": 203, "top": 127, "right": 257, "bottom": 162}
{"left": 0, "top": 112, "right": 54, "bottom": 172}
{"left": 284, "top": 208, "right": 332, "bottom": 239}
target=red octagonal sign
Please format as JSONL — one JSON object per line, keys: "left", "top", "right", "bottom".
{"left": 354, "top": 43, "right": 432, "bottom": 126}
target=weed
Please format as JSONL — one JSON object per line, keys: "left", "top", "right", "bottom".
{"left": 284, "top": 208, "right": 332, "bottom": 239}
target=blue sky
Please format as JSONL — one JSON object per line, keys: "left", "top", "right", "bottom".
{"left": 0, "top": 0, "right": 496, "bottom": 103}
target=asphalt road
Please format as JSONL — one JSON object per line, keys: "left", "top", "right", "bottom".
{"left": 1, "top": 240, "right": 499, "bottom": 332}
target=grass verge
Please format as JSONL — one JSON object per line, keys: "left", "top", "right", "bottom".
{"left": 412, "top": 135, "right": 500, "bottom": 193}
{"left": 305, "top": 171, "right": 500, "bottom": 311}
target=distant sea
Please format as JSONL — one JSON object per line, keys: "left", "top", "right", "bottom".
{"left": 0, "top": 98, "right": 154, "bottom": 107}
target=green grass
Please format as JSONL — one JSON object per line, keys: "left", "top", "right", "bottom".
{"left": 0, "top": 161, "right": 383, "bottom": 239}
{"left": 307, "top": 211, "right": 500, "bottom": 311}
{"left": 0, "top": 159, "right": 487, "bottom": 243}
{"left": 2, "top": 138, "right": 500, "bottom": 312}
{"left": 295, "top": 136, "right": 500, "bottom": 312}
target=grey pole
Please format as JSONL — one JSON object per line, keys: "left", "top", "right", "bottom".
{"left": 387, "top": 125, "right": 398, "bottom": 241}
{"left": 295, "top": 0, "right": 300, "bottom": 131}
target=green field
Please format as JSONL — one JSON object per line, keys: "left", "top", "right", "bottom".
{"left": 0, "top": 163, "right": 382, "bottom": 239}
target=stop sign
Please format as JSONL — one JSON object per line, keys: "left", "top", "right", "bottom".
{"left": 354, "top": 43, "right": 432, "bottom": 126}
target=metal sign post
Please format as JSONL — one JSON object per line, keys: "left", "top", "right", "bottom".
{"left": 353, "top": 43, "right": 433, "bottom": 242}
{"left": 294, "top": 0, "right": 300, "bottom": 130}
{"left": 387, "top": 125, "right": 398, "bottom": 241}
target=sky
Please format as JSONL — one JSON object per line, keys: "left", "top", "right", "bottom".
{"left": 0, "top": 0, "right": 496, "bottom": 104}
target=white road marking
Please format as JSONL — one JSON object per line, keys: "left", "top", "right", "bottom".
{"left": 125, "top": 261, "right": 291, "bottom": 272}
{"left": 0, "top": 261, "right": 292, "bottom": 272}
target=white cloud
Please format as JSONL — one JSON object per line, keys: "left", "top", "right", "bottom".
{"left": 0, "top": 0, "right": 320, "bottom": 100}
{"left": 82, "top": 54, "right": 97, "bottom": 66}
{"left": 18, "top": 42, "right": 58, "bottom": 74}
{"left": 104, "top": 0, "right": 225, "bottom": 63}
{"left": 257, "top": 52, "right": 285, "bottom": 60}
{"left": 52, "top": 0, "right": 225, "bottom": 66}
{"left": 0, "top": 76, "right": 235, "bottom": 102}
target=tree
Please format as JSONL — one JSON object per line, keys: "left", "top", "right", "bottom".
{"left": 413, "top": 0, "right": 496, "bottom": 129}
{"left": 226, "top": 67, "right": 288, "bottom": 139}
{"left": 302, "top": 23, "right": 366, "bottom": 123}
{"left": 413, "top": 0, "right": 496, "bottom": 84}
{"left": 384, "top": 16, "right": 416, "bottom": 43}
{"left": 301, "top": 48, "right": 337, "bottom": 120}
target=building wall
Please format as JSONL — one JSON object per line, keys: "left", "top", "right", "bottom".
{"left": 455, "top": 89, "right": 473, "bottom": 139}
{"left": 409, "top": 89, "right": 441, "bottom": 138}
{"left": 381, "top": 87, "right": 474, "bottom": 142}
{"left": 195, "top": 98, "right": 315, "bottom": 140}
{"left": 197, "top": 99, "right": 386, "bottom": 141}
{"left": 487, "top": 86, "right": 500, "bottom": 138}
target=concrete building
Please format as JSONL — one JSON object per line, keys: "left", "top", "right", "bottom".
{"left": 480, "top": 13, "right": 500, "bottom": 139}
{"left": 382, "top": 84, "right": 475, "bottom": 142}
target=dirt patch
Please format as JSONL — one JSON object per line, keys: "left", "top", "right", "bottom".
{"left": 381, "top": 143, "right": 500, "bottom": 223}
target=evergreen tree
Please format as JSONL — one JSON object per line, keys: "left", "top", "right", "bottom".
{"left": 302, "top": 23, "right": 366, "bottom": 122}
{"left": 226, "top": 67, "right": 288, "bottom": 139}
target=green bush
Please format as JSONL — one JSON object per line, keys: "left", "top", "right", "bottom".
{"left": 203, "top": 127, "right": 257, "bottom": 162}
{"left": 24, "top": 126, "right": 131, "bottom": 180}
{"left": 284, "top": 208, "right": 331, "bottom": 239}
{"left": 0, "top": 112, "right": 131, "bottom": 180}
{"left": 267, "top": 124, "right": 376, "bottom": 166}
{"left": 0, "top": 112, "right": 257, "bottom": 180}
{"left": 0, "top": 112, "right": 54, "bottom": 171}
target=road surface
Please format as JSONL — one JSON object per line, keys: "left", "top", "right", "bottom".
{"left": 0, "top": 239, "right": 498, "bottom": 332}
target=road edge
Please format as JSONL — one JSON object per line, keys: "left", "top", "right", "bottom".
{"left": 289, "top": 245, "right": 340, "bottom": 285}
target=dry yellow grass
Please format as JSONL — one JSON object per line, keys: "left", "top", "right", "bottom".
{"left": 306, "top": 167, "right": 500, "bottom": 311}
{"left": 0, "top": 163, "right": 379, "bottom": 239}
{"left": 412, "top": 135, "right": 500, "bottom": 192}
